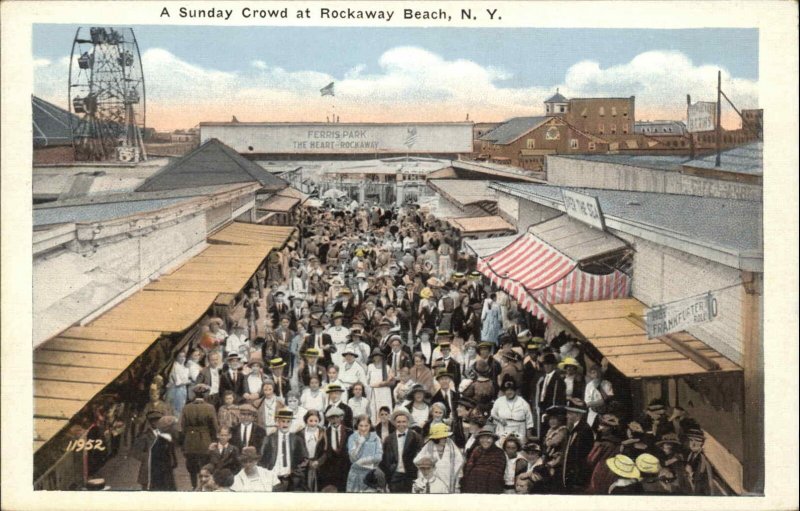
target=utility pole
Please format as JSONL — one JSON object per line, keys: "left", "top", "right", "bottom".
{"left": 687, "top": 94, "right": 695, "bottom": 159}
{"left": 715, "top": 70, "right": 722, "bottom": 167}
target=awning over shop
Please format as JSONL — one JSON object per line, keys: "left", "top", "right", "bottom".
{"left": 552, "top": 298, "right": 741, "bottom": 378}
{"left": 464, "top": 234, "right": 521, "bottom": 258}
{"left": 476, "top": 231, "right": 630, "bottom": 322}
{"left": 258, "top": 194, "right": 300, "bottom": 213}
{"left": 33, "top": 222, "right": 295, "bottom": 452}
{"left": 529, "top": 214, "right": 628, "bottom": 262}
{"left": 447, "top": 215, "right": 516, "bottom": 235}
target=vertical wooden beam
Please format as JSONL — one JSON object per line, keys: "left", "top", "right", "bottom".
{"left": 741, "top": 271, "right": 764, "bottom": 493}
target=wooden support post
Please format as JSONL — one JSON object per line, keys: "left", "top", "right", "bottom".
{"left": 740, "top": 271, "right": 764, "bottom": 493}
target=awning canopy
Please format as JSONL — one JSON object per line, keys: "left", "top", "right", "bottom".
{"left": 476, "top": 232, "right": 631, "bottom": 322}
{"left": 33, "top": 222, "right": 295, "bottom": 452}
{"left": 528, "top": 214, "right": 629, "bottom": 262}
{"left": 258, "top": 194, "right": 300, "bottom": 213}
{"left": 552, "top": 298, "right": 741, "bottom": 378}
{"left": 448, "top": 215, "right": 516, "bottom": 235}
{"left": 464, "top": 234, "right": 521, "bottom": 258}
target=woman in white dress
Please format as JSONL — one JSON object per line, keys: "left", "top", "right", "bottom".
{"left": 241, "top": 359, "right": 266, "bottom": 405}
{"left": 366, "top": 349, "right": 395, "bottom": 425}
{"left": 347, "top": 382, "right": 370, "bottom": 428}
{"left": 185, "top": 349, "right": 203, "bottom": 401}
{"left": 413, "top": 423, "right": 465, "bottom": 493}
{"left": 231, "top": 446, "right": 280, "bottom": 492}
{"left": 300, "top": 375, "right": 327, "bottom": 422}
{"left": 165, "top": 351, "right": 191, "bottom": 418}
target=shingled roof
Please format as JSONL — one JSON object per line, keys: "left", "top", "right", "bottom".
{"left": 32, "top": 96, "right": 79, "bottom": 147}
{"left": 479, "top": 116, "right": 549, "bottom": 145}
{"left": 137, "top": 138, "right": 287, "bottom": 192}
{"left": 544, "top": 91, "right": 568, "bottom": 103}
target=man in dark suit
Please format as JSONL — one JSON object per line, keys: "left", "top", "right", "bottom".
{"left": 274, "top": 315, "right": 295, "bottom": 366}
{"left": 269, "top": 291, "right": 289, "bottom": 328}
{"left": 560, "top": 399, "right": 595, "bottom": 493}
{"left": 298, "top": 348, "right": 327, "bottom": 387}
{"left": 386, "top": 335, "right": 412, "bottom": 368}
{"left": 536, "top": 353, "right": 566, "bottom": 438}
{"left": 208, "top": 426, "right": 240, "bottom": 474}
{"left": 301, "top": 321, "right": 334, "bottom": 367}
{"left": 430, "top": 369, "right": 459, "bottom": 419}
{"left": 431, "top": 340, "right": 461, "bottom": 389}
{"left": 196, "top": 351, "right": 224, "bottom": 408}
{"left": 323, "top": 384, "right": 353, "bottom": 427}
{"left": 230, "top": 404, "right": 266, "bottom": 452}
{"left": 259, "top": 409, "right": 308, "bottom": 491}
{"left": 466, "top": 272, "right": 486, "bottom": 304}
{"left": 332, "top": 289, "right": 357, "bottom": 326}
{"left": 219, "top": 353, "right": 244, "bottom": 402}
{"left": 380, "top": 408, "right": 423, "bottom": 493}
{"left": 268, "top": 357, "right": 292, "bottom": 401}
{"left": 319, "top": 407, "right": 352, "bottom": 492}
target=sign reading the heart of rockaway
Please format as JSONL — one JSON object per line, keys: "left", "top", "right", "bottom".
{"left": 645, "top": 292, "right": 718, "bottom": 339}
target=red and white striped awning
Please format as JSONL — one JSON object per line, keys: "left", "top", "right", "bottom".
{"left": 476, "top": 233, "right": 631, "bottom": 323}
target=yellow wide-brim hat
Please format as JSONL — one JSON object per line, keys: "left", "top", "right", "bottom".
{"left": 427, "top": 423, "right": 452, "bottom": 440}
{"left": 558, "top": 356, "right": 582, "bottom": 371}
{"left": 635, "top": 453, "right": 661, "bottom": 475}
{"left": 606, "top": 454, "right": 641, "bottom": 480}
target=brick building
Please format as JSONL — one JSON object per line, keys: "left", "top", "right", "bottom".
{"left": 478, "top": 116, "right": 608, "bottom": 170}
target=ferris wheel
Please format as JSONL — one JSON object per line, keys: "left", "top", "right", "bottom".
{"left": 68, "top": 27, "right": 147, "bottom": 162}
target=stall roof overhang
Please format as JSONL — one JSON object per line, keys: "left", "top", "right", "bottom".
{"left": 489, "top": 182, "right": 763, "bottom": 272}
{"left": 427, "top": 179, "right": 496, "bottom": 209}
{"left": 33, "top": 222, "right": 295, "bottom": 451}
{"left": 464, "top": 234, "right": 522, "bottom": 257}
{"left": 552, "top": 298, "right": 741, "bottom": 378}
{"left": 447, "top": 215, "right": 516, "bottom": 235}
{"left": 258, "top": 194, "right": 301, "bottom": 213}
{"left": 529, "top": 214, "right": 629, "bottom": 262}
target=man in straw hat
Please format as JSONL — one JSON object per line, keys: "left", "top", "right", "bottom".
{"left": 411, "top": 456, "right": 449, "bottom": 493}
{"left": 521, "top": 337, "right": 546, "bottom": 402}
{"left": 636, "top": 453, "right": 666, "bottom": 494}
{"left": 379, "top": 407, "right": 424, "bottom": 493}
{"left": 461, "top": 425, "right": 506, "bottom": 493}
{"left": 320, "top": 406, "right": 351, "bottom": 491}
{"left": 302, "top": 319, "right": 334, "bottom": 367}
{"left": 230, "top": 403, "right": 266, "bottom": 452}
{"left": 180, "top": 384, "right": 218, "bottom": 489}
{"left": 606, "top": 454, "right": 643, "bottom": 494}
{"left": 268, "top": 357, "right": 291, "bottom": 401}
{"left": 259, "top": 408, "right": 308, "bottom": 491}
{"left": 560, "top": 398, "right": 595, "bottom": 493}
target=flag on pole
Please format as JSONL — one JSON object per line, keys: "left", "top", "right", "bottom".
{"left": 320, "top": 82, "right": 335, "bottom": 97}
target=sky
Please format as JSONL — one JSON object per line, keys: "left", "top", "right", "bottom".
{"left": 33, "top": 25, "right": 759, "bottom": 131}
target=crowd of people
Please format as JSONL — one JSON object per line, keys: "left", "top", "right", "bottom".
{"left": 132, "top": 204, "right": 717, "bottom": 494}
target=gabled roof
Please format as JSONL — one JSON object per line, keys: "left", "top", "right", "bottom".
{"left": 545, "top": 91, "right": 569, "bottom": 103}
{"left": 32, "top": 96, "right": 79, "bottom": 147}
{"left": 136, "top": 138, "right": 287, "bottom": 192}
{"left": 479, "top": 116, "right": 549, "bottom": 145}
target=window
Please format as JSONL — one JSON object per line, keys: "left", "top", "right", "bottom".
{"left": 623, "top": 111, "right": 628, "bottom": 117}
{"left": 598, "top": 123, "right": 604, "bottom": 135}
{"left": 559, "top": 106, "right": 566, "bottom": 113}
{"left": 623, "top": 124, "right": 629, "bottom": 134}
{"left": 599, "top": 106, "right": 605, "bottom": 116}
{"left": 611, "top": 106, "right": 617, "bottom": 116}
{"left": 526, "top": 138, "right": 535, "bottom": 149}
{"left": 580, "top": 108, "right": 588, "bottom": 118}
{"left": 588, "top": 142, "right": 597, "bottom": 151}
{"left": 569, "top": 139, "right": 578, "bottom": 149}
{"left": 610, "top": 124, "right": 617, "bottom": 135}
{"left": 546, "top": 104, "right": 551, "bottom": 113}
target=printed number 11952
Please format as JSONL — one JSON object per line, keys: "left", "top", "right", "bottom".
{"left": 65, "top": 439, "right": 106, "bottom": 452}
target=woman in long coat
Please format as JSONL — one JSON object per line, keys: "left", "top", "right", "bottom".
{"left": 461, "top": 427, "right": 507, "bottom": 493}
{"left": 413, "top": 424, "right": 464, "bottom": 493}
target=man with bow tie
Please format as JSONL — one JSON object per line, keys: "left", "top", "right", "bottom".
{"left": 380, "top": 408, "right": 423, "bottom": 493}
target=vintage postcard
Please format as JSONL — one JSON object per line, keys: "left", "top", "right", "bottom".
{"left": 1, "top": 1, "right": 797, "bottom": 510}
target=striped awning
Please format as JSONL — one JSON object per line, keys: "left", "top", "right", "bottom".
{"left": 476, "top": 233, "right": 631, "bottom": 322}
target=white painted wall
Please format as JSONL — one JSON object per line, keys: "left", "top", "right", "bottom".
{"left": 33, "top": 213, "right": 206, "bottom": 347}
{"left": 621, "top": 233, "right": 746, "bottom": 364}
{"left": 200, "top": 123, "right": 473, "bottom": 154}
{"left": 547, "top": 156, "right": 762, "bottom": 201}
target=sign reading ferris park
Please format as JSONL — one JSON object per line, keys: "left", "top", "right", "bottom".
{"left": 645, "top": 291, "right": 718, "bottom": 339}
{"left": 561, "top": 189, "right": 606, "bottom": 230}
